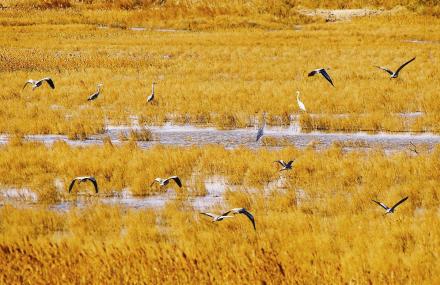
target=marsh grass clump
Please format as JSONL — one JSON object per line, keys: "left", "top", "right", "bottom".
{"left": 261, "top": 136, "right": 292, "bottom": 147}
{"left": 129, "top": 127, "right": 153, "bottom": 141}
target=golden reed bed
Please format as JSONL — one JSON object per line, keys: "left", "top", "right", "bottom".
{"left": 0, "top": 2, "right": 440, "bottom": 136}
{"left": 0, "top": 141, "right": 440, "bottom": 283}
{"left": 0, "top": 2, "right": 440, "bottom": 283}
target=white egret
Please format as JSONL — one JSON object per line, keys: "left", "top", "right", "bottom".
{"left": 296, "top": 91, "right": 306, "bottom": 112}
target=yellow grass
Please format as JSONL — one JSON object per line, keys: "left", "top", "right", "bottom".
{"left": 0, "top": 7, "right": 440, "bottom": 134}
{"left": 0, "top": 140, "right": 438, "bottom": 204}
{"left": 0, "top": 143, "right": 440, "bottom": 283}
{"left": 0, "top": 3, "right": 440, "bottom": 282}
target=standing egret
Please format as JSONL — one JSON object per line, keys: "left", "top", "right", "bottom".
{"left": 88, "top": 83, "right": 103, "bottom": 101}
{"left": 372, "top": 196, "right": 408, "bottom": 214}
{"left": 23, "top": 77, "right": 55, "bottom": 90}
{"left": 375, "top": 57, "right": 416, "bottom": 78}
{"left": 308, "top": 68, "right": 334, "bottom": 87}
{"left": 68, "top": 176, "right": 98, "bottom": 193}
{"left": 296, "top": 91, "right": 306, "bottom": 112}
{"left": 147, "top": 82, "right": 156, "bottom": 103}
{"left": 150, "top": 176, "right": 182, "bottom": 188}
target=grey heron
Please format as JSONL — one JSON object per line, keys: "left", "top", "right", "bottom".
{"left": 375, "top": 57, "right": 415, "bottom": 78}
{"left": 228, "top": 208, "right": 256, "bottom": 230}
{"left": 274, "top": 160, "right": 294, "bottom": 171}
{"left": 147, "top": 82, "right": 156, "bottom": 103}
{"left": 296, "top": 91, "right": 306, "bottom": 112}
{"left": 150, "top": 176, "right": 182, "bottom": 188}
{"left": 23, "top": 77, "right": 55, "bottom": 90}
{"left": 409, "top": 141, "right": 419, "bottom": 155}
{"left": 200, "top": 211, "right": 234, "bottom": 223}
{"left": 88, "top": 83, "right": 103, "bottom": 101}
{"left": 68, "top": 176, "right": 98, "bottom": 193}
{"left": 256, "top": 113, "right": 266, "bottom": 142}
{"left": 372, "top": 196, "right": 408, "bottom": 214}
{"left": 308, "top": 68, "right": 334, "bottom": 87}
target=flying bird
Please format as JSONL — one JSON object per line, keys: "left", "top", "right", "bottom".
{"left": 200, "top": 211, "right": 234, "bottom": 223}
{"left": 150, "top": 176, "right": 182, "bottom": 188}
{"left": 147, "top": 82, "right": 156, "bottom": 103}
{"left": 308, "top": 68, "right": 334, "bottom": 87}
{"left": 372, "top": 196, "right": 408, "bottom": 214}
{"left": 256, "top": 113, "right": 266, "bottom": 142}
{"left": 23, "top": 77, "right": 55, "bottom": 90}
{"left": 68, "top": 176, "right": 98, "bottom": 193}
{"left": 375, "top": 57, "right": 416, "bottom": 78}
{"left": 88, "top": 83, "right": 103, "bottom": 101}
{"left": 274, "top": 160, "right": 294, "bottom": 171}
{"left": 296, "top": 91, "right": 306, "bottom": 112}
{"left": 228, "top": 208, "right": 256, "bottom": 230}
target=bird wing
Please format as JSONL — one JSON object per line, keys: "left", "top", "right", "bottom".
{"left": 256, "top": 127, "right": 264, "bottom": 142}
{"left": 390, "top": 196, "right": 408, "bottom": 211}
{"left": 147, "top": 94, "right": 153, "bottom": 102}
{"left": 319, "top": 69, "right": 334, "bottom": 87}
{"left": 42, "top": 78, "right": 55, "bottom": 89}
{"left": 168, "top": 176, "right": 182, "bottom": 187}
{"left": 221, "top": 210, "right": 231, "bottom": 216}
{"left": 286, "top": 160, "right": 294, "bottom": 167}
{"left": 88, "top": 93, "right": 97, "bottom": 101}
{"left": 372, "top": 200, "right": 389, "bottom": 210}
{"left": 308, "top": 70, "right": 318, "bottom": 77}
{"left": 150, "top": 178, "right": 160, "bottom": 186}
{"left": 395, "top": 57, "right": 416, "bottom": 75}
{"left": 375, "top": 66, "right": 394, "bottom": 75}
{"left": 87, "top": 177, "right": 99, "bottom": 193}
{"left": 201, "top": 212, "right": 217, "bottom": 218}
{"left": 240, "top": 209, "right": 256, "bottom": 230}
{"left": 274, "top": 160, "right": 286, "bottom": 167}
{"left": 23, "top": 81, "right": 32, "bottom": 90}
{"left": 68, "top": 179, "right": 77, "bottom": 193}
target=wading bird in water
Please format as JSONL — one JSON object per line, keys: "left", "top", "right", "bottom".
{"left": 372, "top": 196, "right": 408, "bottom": 214}
{"left": 375, "top": 57, "right": 416, "bottom": 78}
{"left": 308, "top": 68, "right": 334, "bottom": 87}
{"left": 147, "top": 82, "right": 156, "bottom": 103}
{"left": 23, "top": 77, "right": 55, "bottom": 90}
{"left": 150, "top": 176, "right": 182, "bottom": 188}
{"left": 88, "top": 83, "right": 103, "bottom": 101}
{"left": 68, "top": 176, "right": 98, "bottom": 193}
{"left": 256, "top": 113, "right": 266, "bottom": 142}
{"left": 274, "top": 160, "right": 294, "bottom": 171}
